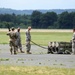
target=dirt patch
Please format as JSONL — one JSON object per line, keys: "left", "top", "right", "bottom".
{"left": 0, "top": 29, "right": 72, "bottom": 32}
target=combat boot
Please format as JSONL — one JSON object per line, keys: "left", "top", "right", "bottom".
{"left": 26, "top": 51, "right": 32, "bottom": 54}
{"left": 14, "top": 50, "right": 17, "bottom": 55}
{"left": 21, "top": 50, "right": 24, "bottom": 53}
{"left": 10, "top": 48, "right": 13, "bottom": 55}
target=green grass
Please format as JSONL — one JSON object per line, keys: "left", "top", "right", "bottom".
{"left": 0, "top": 66, "right": 75, "bottom": 75}
{"left": 0, "top": 31, "right": 72, "bottom": 45}
{"left": 31, "top": 32, "right": 72, "bottom": 45}
{"left": 0, "top": 58, "right": 9, "bottom": 61}
{"left": 0, "top": 32, "right": 8, "bottom": 44}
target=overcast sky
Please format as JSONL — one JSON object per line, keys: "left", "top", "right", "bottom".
{"left": 0, "top": 0, "right": 75, "bottom": 10}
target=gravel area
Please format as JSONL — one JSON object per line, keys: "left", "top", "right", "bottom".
{"left": 0, "top": 44, "right": 75, "bottom": 68}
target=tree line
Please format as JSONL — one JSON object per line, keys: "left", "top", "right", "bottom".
{"left": 0, "top": 10, "right": 75, "bottom": 29}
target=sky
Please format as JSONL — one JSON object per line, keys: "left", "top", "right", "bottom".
{"left": 0, "top": 0, "right": 75, "bottom": 10}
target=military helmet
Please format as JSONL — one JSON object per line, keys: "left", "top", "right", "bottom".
{"left": 11, "top": 27, "right": 15, "bottom": 30}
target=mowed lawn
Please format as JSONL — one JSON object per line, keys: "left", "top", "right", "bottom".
{"left": 0, "top": 66, "right": 75, "bottom": 75}
{"left": 0, "top": 30, "right": 72, "bottom": 45}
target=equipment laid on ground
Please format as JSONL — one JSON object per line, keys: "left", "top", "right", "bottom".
{"left": 31, "top": 40, "right": 72, "bottom": 54}
{"left": 48, "top": 41, "right": 72, "bottom": 54}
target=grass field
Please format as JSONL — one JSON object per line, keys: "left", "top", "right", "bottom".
{"left": 0, "top": 29, "right": 74, "bottom": 75}
{"left": 0, "top": 29, "right": 72, "bottom": 45}
{"left": 0, "top": 66, "right": 75, "bottom": 75}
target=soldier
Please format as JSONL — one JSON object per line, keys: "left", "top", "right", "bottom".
{"left": 16, "top": 27, "right": 24, "bottom": 53}
{"left": 25, "top": 26, "right": 32, "bottom": 54}
{"left": 7, "top": 27, "right": 18, "bottom": 55}
{"left": 72, "top": 28, "right": 75, "bottom": 55}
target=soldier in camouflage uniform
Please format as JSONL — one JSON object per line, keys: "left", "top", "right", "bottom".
{"left": 7, "top": 27, "right": 18, "bottom": 55}
{"left": 72, "top": 28, "right": 75, "bottom": 55}
{"left": 25, "top": 26, "right": 32, "bottom": 54}
{"left": 16, "top": 27, "right": 24, "bottom": 53}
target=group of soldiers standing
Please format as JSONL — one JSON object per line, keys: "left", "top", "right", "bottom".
{"left": 7, "top": 26, "right": 75, "bottom": 55}
{"left": 7, "top": 27, "right": 24, "bottom": 54}
{"left": 7, "top": 26, "right": 32, "bottom": 55}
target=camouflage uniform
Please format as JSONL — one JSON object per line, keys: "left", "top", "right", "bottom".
{"left": 25, "top": 27, "right": 31, "bottom": 54}
{"left": 72, "top": 31, "right": 75, "bottom": 55}
{"left": 7, "top": 27, "right": 17, "bottom": 55}
{"left": 16, "top": 28, "right": 24, "bottom": 53}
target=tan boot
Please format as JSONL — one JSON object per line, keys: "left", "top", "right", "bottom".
{"left": 27, "top": 51, "right": 32, "bottom": 54}
{"left": 21, "top": 51, "right": 25, "bottom": 53}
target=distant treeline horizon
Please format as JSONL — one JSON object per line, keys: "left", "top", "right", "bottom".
{"left": 0, "top": 8, "right": 75, "bottom": 15}
{"left": 0, "top": 9, "right": 75, "bottom": 29}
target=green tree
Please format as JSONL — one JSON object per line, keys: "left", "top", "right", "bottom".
{"left": 70, "top": 12, "right": 75, "bottom": 28}
{"left": 58, "top": 11, "right": 73, "bottom": 29}
{"left": 40, "top": 12, "right": 57, "bottom": 28}
{"left": 31, "top": 10, "right": 42, "bottom": 28}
